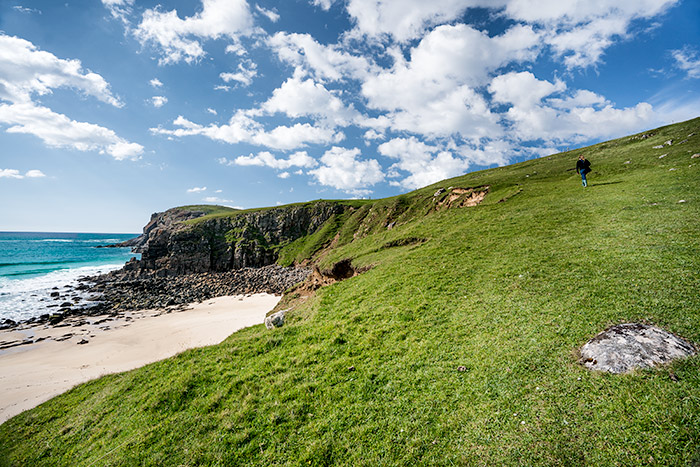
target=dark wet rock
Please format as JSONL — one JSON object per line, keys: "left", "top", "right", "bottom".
{"left": 77, "top": 339, "right": 89, "bottom": 345}
{"left": 580, "top": 323, "right": 696, "bottom": 374}
{"left": 0, "top": 319, "right": 17, "bottom": 330}
{"left": 50, "top": 292, "right": 60, "bottom": 297}
{"left": 0, "top": 339, "right": 34, "bottom": 350}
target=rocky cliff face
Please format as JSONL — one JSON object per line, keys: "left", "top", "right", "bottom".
{"left": 122, "top": 202, "right": 348, "bottom": 276}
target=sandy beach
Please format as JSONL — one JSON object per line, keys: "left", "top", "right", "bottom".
{"left": 0, "top": 293, "right": 280, "bottom": 424}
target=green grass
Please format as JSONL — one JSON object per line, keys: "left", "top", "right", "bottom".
{"left": 2, "top": 118, "right": 700, "bottom": 466}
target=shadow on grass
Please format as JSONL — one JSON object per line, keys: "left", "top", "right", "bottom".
{"left": 590, "top": 181, "right": 624, "bottom": 187}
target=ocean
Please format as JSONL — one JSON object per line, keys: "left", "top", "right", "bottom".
{"left": 0, "top": 232, "right": 139, "bottom": 323}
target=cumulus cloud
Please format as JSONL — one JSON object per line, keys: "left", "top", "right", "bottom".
{"left": 310, "top": 0, "right": 336, "bottom": 10}
{"left": 0, "top": 34, "right": 122, "bottom": 106}
{"left": 0, "top": 34, "right": 143, "bottom": 160}
{"left": 150, "top": 78, "right": 163, "bottom": 88}
{"left": 150, "top": 96, "right": 168, "bottom": 108}
{"left": 268, "top": 32, "right": 374, "bottom": 81}
{"left": 13, "top": 5, "right": 41, "bottom": 14}
{"left": 488, "top": 71, "right": 654, "bottom": 143}
{"left": 255, "top": 5, "right": 280, "bottom": 22}
{"left": 0, "top": 169, "right": 23, "bottom": 179}
{"left": 378, "top": 137, "right": 470, "bottom": 189}
{"left": 308, "top": 146, "right": 384, "bottom": 195}
{"left": 360, "top": 23, "right": 537, "bottom": 139}
{"left": 0, "top": 102, "right": 143, "bottom": 160}
{"left": 220, "top": 61, "right": 258, "bottom": 86}
{"left": 262, "top": 73, "right": 359, "bottom": 126}
{"left": 0, "top": 168, "right": 46, "bottom": 179}
{"left": 153, "top": 112, "right": 343, "bottom": 150}
{"left": 187, "top": 186, "right": 207, "bottom": 193}
{"left": 503, "top": 0, "right": 679, "bottom": 68}
{"left": 203, "top": 196, "right": 234, "bottom": 203}
{"left": 345, "top": 0, "right": 494, "bottom": 42}
{"left": 101, "top": 0, "right": 133, "bottom": 20}
{"left": 671, "top": 47, "right": 700, "bottom": 79}
{"left": 225, "top": 150, "right": 318, "bottom": 169}
{"left": 135, "top": 0, "right": 255, "bottom": 64}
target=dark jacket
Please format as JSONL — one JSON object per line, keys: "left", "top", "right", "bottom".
{"left": 576, "top": 159, "right": 591, "bottom": 174}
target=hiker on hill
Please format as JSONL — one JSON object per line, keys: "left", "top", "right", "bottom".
{"left": 576, "top": 155, "right": 591, "bottom": 187}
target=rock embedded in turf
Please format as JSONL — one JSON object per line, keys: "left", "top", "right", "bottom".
{"left": 580, "top": 323, "right": 696, "bottom": 374}
{"left": 264, "top": 309, "right": 288, "bottom": 329}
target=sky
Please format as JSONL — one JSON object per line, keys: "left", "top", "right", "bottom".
{"left": 0, "top": 0, "right": 698, "bottom": 233}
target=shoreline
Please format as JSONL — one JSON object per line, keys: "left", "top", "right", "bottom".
{"left": 0, "top": 293, "right": 280, "bottom": 425}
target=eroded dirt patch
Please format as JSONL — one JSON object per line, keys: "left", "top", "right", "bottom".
{"left": 435, "top": 186, "right": 490, "bottom": 210}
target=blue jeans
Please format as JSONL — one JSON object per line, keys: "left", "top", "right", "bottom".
{"left": 580, "top": 171, "right": 587, "bottom": 187}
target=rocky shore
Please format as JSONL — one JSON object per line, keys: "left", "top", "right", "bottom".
{"left": 0, "top": 265, "right": 310, "bottom": 331}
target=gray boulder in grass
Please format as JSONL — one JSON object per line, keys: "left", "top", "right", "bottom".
{"left": 265, "top": 309, "right": 289, "bottom": 329}
{"left": 580, "top": 323, "right": 696, "bottom": 374}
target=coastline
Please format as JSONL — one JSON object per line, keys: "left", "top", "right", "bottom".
{"left": 0, "top": 293, "right": 280, "bottom": 425}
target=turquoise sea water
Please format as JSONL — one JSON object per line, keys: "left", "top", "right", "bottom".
{"left": 0, "top": 232, "right": 139, "bottom": 322}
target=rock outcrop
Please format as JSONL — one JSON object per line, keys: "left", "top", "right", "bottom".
{"left": 580, "top": 323, "right": 696, "bottom": 374}
{"left": 119, "top": 202, "right": 349, "bottom": 276}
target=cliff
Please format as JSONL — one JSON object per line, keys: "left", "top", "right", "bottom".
{"left": 120, "top": 201, "right": 352, "bottom": 276}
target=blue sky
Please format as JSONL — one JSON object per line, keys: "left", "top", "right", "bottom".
{"left": 0, "top": 0, "right": 698, "bottom": 233}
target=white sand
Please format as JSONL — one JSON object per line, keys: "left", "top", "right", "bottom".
{"left": 0, "top": 293, "right": 280, "bottom": 424}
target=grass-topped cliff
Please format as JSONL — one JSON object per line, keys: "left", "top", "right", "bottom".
{"left": 1, "top": 117, "right": 699, "bottom": 465}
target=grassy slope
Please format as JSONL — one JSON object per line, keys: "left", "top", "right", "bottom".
{"left": 2, "top": 118, "right": 699, "bottom": 466}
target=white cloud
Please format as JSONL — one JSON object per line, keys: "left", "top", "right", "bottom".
{"left": 308, "top": 146, "right": 384, "bottom": 195}
{"left": 490, "top": 71, "right": 566, "bottom": 109}
{"left": 0, "top": 34, "right": 142, "bottom": 160}
{"left": 364, "top": 129, "right": 384, "bottom": 141}
{"left": 150, "top": 96, "right": 168, "bottom": 108}
{"left": 0, "top": 102, "right": 143, "bottom": 160}
{"left": 345, "top": 0, "right": 486, "bottom": 42}
{"left": 0, "top": 169, "right": 23, "bottom": 179}
{"left": 101, "top": 0, "right": 133, "bottom": 21}
{"left": 203, "top": 196, "right": 234, "bottom": 203}
{"left": 268, "top": 32, "right": 374, "bottom": 81}
{"left": 0, "top": 34, "right": 122, "bottom": 106}
{"left": 488, "top": 71, "right": 654, "bottom": 143}
{"left": 503, "top": 0, "right": 679, "bottom": 68}
{"left": 225, "top": 150, "right": 318, "bottom": 169}
{"left": 343, "top": 0, "right": 677, "bottom": 68}
{"left": 13, "top": 6, "right": 41, "bottom": 14}
{"left": 255, "top": 5, "right": 280, "bottom": 22}
{"left": 153, "top": 112, "right": 343, "bottom": 150}
{"left": 261, "top": 72, "right": 359, "bottom": 126}
{"left": 0, "top": 168, "right": 46, "bottom": 179}
{"left": 378, "top": 137, "right": 469, "bottom": 189}
{"left": 187, "top": 186, "right": 207, "bottom": 193}
{"left": 134, "top": 0, "right": 255, "bottom": 64}
{"left": 672, "top": 47, "right": 700, "bottom": 79}
{"left": 278, "top": 171, "right": 290, "bottom": 179}
{"left": 207, "top": 108, "right": 218, "bottom": 115}
{"left": 150, "top": 78, "right": 163, "bottom": 88}
{"left": 220, "top": 61, "right": 258, "bottom": 87}
{"left": 359, "top": 23, "right": 538, "bottom": 139}
{"left": 310, "top": 0, "right": 336, "bottom": 10}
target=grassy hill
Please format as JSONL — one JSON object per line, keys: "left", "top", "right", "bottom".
{"left": 1, "top": 117, "right": 699, "bottom": 466}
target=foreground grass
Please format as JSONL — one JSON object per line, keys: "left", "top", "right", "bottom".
{"left": 1, "top": 118, "right": 699, "bottom": 466}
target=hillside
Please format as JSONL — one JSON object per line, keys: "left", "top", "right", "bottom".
{"left": 1, "top": 117, "right": 699, "bottom": 466}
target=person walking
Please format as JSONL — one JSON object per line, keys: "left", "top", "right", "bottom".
{"left": 576, "top": 155, "right": 591, "bottom": 187}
